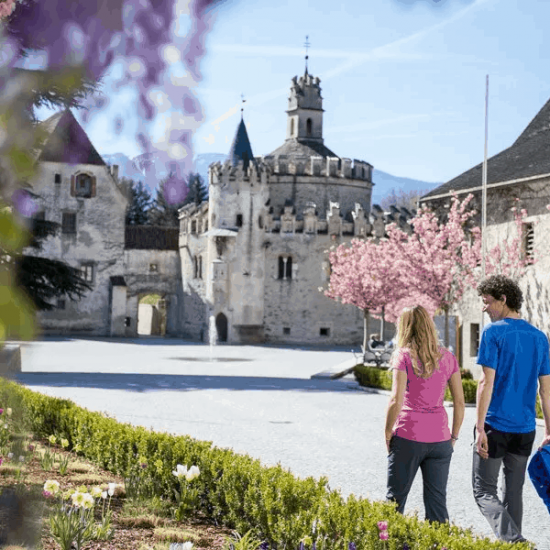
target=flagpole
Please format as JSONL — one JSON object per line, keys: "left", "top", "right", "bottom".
{"left": 481, "top": 74, "right": 489, "bottom": 331}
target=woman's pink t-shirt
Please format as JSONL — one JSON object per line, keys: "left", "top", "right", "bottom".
{"left": 392, "top": 348, "right": 459, "bottom": 443}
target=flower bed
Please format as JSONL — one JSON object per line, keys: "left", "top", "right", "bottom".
{"left": 0, "top": 377, "right": 533, "bottom": 550}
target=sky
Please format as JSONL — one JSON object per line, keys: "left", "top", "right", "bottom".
{"left": 32, "top": 0, "right": 550, "bottom": 184}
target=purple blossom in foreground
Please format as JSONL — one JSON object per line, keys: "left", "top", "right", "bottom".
{"left": 259, "top": 543, "right": 269, "bottom": 550}
{"left": 348, "top": 542, "right": 356, "bottom": 550}
{"left": 379, "top": 531, "right": 389, "bottom": 541}
{"left": 11, "top": 189, "right": 38, "bottom": 217}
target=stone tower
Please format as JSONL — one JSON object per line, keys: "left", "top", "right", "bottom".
{"left": 286, "top": 71, "right": 324, "bottom": 144}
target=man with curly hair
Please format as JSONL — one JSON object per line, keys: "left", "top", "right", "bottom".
{"left": 473, "top": 275, "right": 550, "bottom": 543}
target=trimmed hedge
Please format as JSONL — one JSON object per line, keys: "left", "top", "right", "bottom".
{"left": 353, "top": 365, "right": 543, "bottom": 418}
{"left": 0, "top": 377, "right": 531, "bottom": 550}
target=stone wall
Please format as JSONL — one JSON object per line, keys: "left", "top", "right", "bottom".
{"left": 29, "top": 161, "right": 127, "bottom": 335}
{"left": 123, "top": 249, "right": 182, "bottom": 337}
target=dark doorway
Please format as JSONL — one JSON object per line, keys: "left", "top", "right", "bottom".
{"left": 216, "top": 312, "right": 228, "bottom": 342}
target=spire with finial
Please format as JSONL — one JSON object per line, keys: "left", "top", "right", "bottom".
{"left": 240, "top": 93, "right": 246, "bottom": 120}
{"left": 304, "top": 35, "right": 310, "bottom": 75}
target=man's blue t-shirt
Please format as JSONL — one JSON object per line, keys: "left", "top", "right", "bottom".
{"left": 477, "top": 318, "right": 550, "bottom": 433}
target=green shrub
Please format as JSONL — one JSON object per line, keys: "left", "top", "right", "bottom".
{"left": 0, "top": 378, "right": 533, "bottom": 550}
{"left": 354, "top": 365, "right": 543, "bottom": 417}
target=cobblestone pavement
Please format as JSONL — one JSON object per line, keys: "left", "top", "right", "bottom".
{"left": 14, "top": 338, "right": 550, "bottom": 549}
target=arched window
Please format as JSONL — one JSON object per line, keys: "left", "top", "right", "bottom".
{"left": 258, "top": 215, "right": 264, "bottom": 229}
{"left": 75, "top": 173, "right": 93, "bottom": 198}
{"left": 290, "top": 118, "right": 295, "bottom": 137}
{"left": 278, "top": 256, "right": 292, "bottom": 280}
{"left": 191, "top": 220, "right": 197, "bottom": 234}
{"left": 198, "top": 255, "right": 203, "bottom": 279}
{"left": 306, "top": 118, "right": 312, "bottom": 137}
{"left": 194, "top": 256, "right": 198, "bottom": 278}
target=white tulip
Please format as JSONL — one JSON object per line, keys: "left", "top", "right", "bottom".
{"left": 101, "top": 491, "right": 108, "bottom": 499}
{"left": 108, "top": 483, "right": 117, "bottom": 496}
{"left": 186, "top": 465, "right": 200, "bottom": 481}
{"left": 182, "top": 542, "right": 194, "bottom": 550}
{"left": 172, "top": 464, "right": 188, "bottom": 479}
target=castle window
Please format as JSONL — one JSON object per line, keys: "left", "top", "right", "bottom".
{"left": 191, "top": 220, "right": 197, "bottom": 234}
{"left": 283, "top": 327, "right": 291, "bottom": 335}
{"left": 61, "top": 212, "right": 76, "bottom": 234}
{"left": 290, "top": 118, "right": 295, "bottom": 137}
{"left": 198, "top": 255, "right": 203, "bottom": 279}
{"left": 258, "top": 216, "right": 264, "bottom": 229}
{"left": 306, "top": 118, "right": 312, "bottom": 137}
{"left": 75, "top": 173, "right": 93, "bottom": 198}
{"left": 236, "top": 214, "right": 243, "bottom": 228}
{"left": 80, "top": 262, "right": 94, "bottom": 283}
{"left": 470, "top": 323, "right": 480, "bottom": 356}
{"left": 320, "top": 327, "right": 330, "bottom": 337}
{"left": 149, "top": 263, "right": 158, "bottom": 273}
{"left": 522, "top": 222, "right": 534, "bottom": 262}
{"left": 194, "top": 256, "right": 198, "bottom": 278}
{"left": 278, "top": 256, "right": 292, "bottom": 280}
{"left": 54, "top": 173, "right": 61, "bottom": 184}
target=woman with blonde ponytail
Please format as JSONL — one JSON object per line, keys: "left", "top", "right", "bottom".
{"left": 384, "top": 305, "right": 465, "bottom": 524}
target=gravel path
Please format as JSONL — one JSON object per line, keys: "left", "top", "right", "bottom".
{"left": 14, "top": 338, "right": 550, "bottom": 549}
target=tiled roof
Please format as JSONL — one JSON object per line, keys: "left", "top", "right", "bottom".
{"left": 125, "top": 226, "right": 179, "bottom": 250}
{"left": 37, "top": 110, "right": 106, "bottom": 166}
{"left": 422, "top": 97, "right": 550, "bottom": 200}
{"left": 268, "top": 138, "right": 338, "bottom": 159}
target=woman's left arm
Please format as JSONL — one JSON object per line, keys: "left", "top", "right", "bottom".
{"left": 385, "top": 368, "right": 407, "bottom": 452}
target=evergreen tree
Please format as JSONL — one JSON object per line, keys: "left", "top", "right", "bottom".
{"left": 148, "top": 173, "right": 206, "bottom": 227}
{"left": 118, "top": 177, "right": 153, "bottom": 225}
{"left": 14, "top": 214, "right": 93, "bottom": 311}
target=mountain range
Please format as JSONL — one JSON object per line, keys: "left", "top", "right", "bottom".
{"left": 102, "top": 152, "right": 441, "bottom": 205}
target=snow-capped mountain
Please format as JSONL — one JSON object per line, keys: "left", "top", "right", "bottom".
{"left": 102, "top": 151, "right": 439, "bottom": 204}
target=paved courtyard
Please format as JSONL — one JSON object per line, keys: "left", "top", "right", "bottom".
{"left": 12, "top": 338, "right": 550, "bottom": 549}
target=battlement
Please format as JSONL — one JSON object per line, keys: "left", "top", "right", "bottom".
{"left": 208, "top": 156, "right": 372, "bottom": 184}
{"left": 179, "top": 199, "right": 413, "bottom": 240}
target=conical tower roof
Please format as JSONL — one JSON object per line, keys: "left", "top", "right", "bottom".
{"left": 228, "top": 118, "right": 254, "bottom": 170}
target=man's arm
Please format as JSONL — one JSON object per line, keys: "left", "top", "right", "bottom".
{"left": 539, "top": 374, "right": 550, "bottom": 448}
{"left": 475, "top": 366, "right": 495, "bottom": 459}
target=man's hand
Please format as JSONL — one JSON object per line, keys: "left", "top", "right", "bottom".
{"left": 476, "top": 428, "right": 489, "bottom": 459}
{"left": 539, "top": 434, "right": 550, "bottom": 450}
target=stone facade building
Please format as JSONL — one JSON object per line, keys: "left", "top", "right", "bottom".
{"left": 25, "top": 110, "right": 183, "bottom": 338}
{"left": 421, "top": 97, "right": 550, "bottom": 377}
{"left": 179, "top": 70, "right": 412, "bottom": 345}
{"left": 25, "top": 72, "right": 414, "bottom": 345}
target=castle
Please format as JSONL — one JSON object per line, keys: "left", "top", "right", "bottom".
{"left": 25, "top": 70, "right": 414, "bottom": 345}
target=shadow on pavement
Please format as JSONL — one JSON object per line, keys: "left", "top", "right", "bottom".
{"left": 16, "top": 372, "right": 360, "bottom": 393}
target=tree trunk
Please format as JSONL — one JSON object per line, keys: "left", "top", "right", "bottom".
{"left": 444, "top": 307, "right": 449, "bottom": 348}
{"left": 379, "top": 306, "right": 385, "bottom": 342}
{"left": 363, "top": 309, "right": 370, "bottom": 359}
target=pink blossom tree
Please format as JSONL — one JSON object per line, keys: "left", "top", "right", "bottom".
{"left": 484, "top": 199, "right": 533, "bottom": 279}
{"left": 324, "top": 237, "right": 408, "bottom": 353}
{"left": 385, "top": 194, "right": 480, "bottom": 346}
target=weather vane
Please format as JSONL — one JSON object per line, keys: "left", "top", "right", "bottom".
{"left": 241, "top": 93, "right": 246, "bottom": 119}
{"left": 304, "top": 35, "right": 310, "bottom": 73}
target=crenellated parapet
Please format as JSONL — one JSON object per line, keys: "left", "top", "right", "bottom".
{"left": 261, "top": 201, "right": 413, "bottom": 238}
{"left": 262, "top": 154, "right": 372, "bottom": 181}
